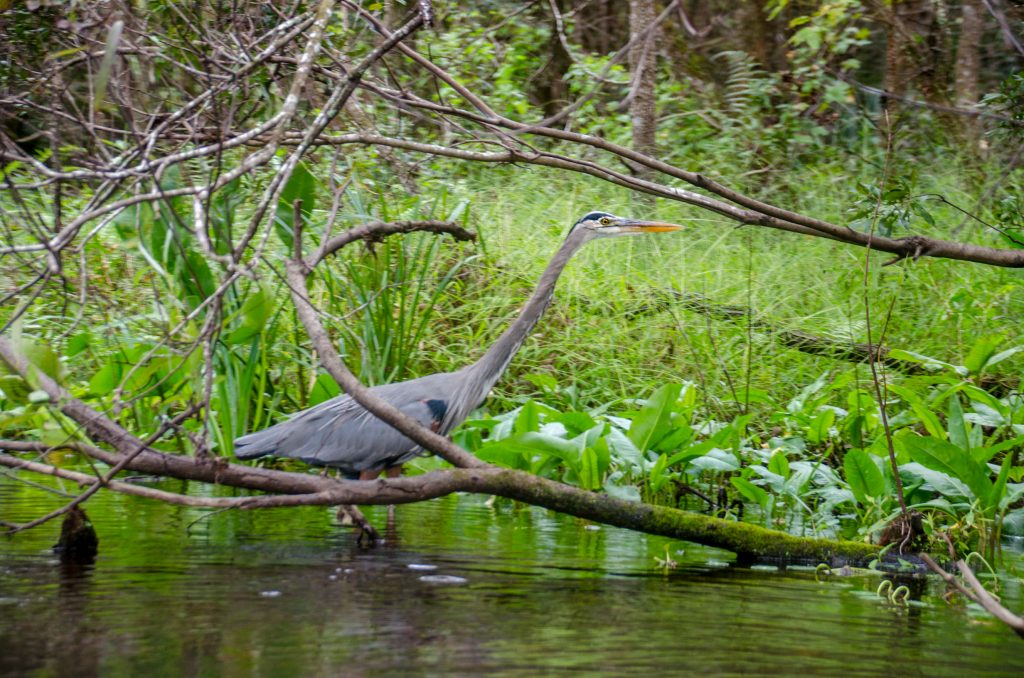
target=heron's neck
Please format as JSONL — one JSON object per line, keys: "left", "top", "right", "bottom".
{"left": 466, "top": 229, "right": 590, "bottom": 400}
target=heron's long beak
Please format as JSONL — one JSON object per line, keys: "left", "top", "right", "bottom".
{"left": 618, "top": 220, "right": 684, "bottom": 233}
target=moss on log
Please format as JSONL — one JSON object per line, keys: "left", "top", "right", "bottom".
{"left": 459, "top": 467, "right": 881, "bottom": 566}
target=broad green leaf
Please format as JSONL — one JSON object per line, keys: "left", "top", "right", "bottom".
{"left": 972, "top": 435, "right": 1024, "bottom": 465}
{"left": 649, "top": 453, "right": 669, "bottom": 493}
{"left": 768, "top": 451, "right": 791, "bottom": 480}
{"left": 678, "top": 381, "right": 697, "bottom": 410}
{"left": 514, "top": 399, "right": 540, "bottom": 434}
{"left": 947, "top": 395, "right": 971, "bottom": 453}
{"left": 687, "top": 448, "right": 740, "bottom": 473}
{"left": 731, "top": 476, "right": 769, "bottom": 508}
{"left": 785, "top": 463, "right": 815, "bottom": 494}
{"left": 224, "top": 285, "right": 273, "bottom": 345}
{"left": 747, "top": 465, "right": 787, "bottom": 494}
{"left": 665, "top": 439, "right": 716, "bottom": 467}
{"left": 807, "top": 408, "right": 836, "bottom": 445}
{"left": 959, "top": 384, "right": 1007, "bottom": 415}
{"left": 655, "top": 423, "right": 695, "bottom": 452}
{"left": 573, "top": 423, "right": 606, "bottom": 452}
{"left": 605, "top": 478, "right": 641, "bottom": 502}
{"left": 844, "top": 449, "right": 885, "bottom": 503}
{"left": 900, "top": 462, "right": 972, "bottom": 501}
{"left": 308, "top": 372, "right": 341, "bottom": 407}
{"left": 1005, "top": 483, "right": 1024, "bottom": 507}
{"left": 985, "top": 345, "right": 1024, "bottom": 369}
{"left": 179, "top": 250, "right": 216, "bottom": 306}
{"left": 89, "top": 362, "right": 120, "bottom": 396}
{"left": 481, "top": 432, "right": 578, "bottom": 460}
{"left": 887, "top": 349, "right": 967, "bottom": 376}
{"left": 887, "top": 383, "right": 946, "bottom": 439}
{"left": 903, "top": 436, "right": 992, "bottom": 502}
{"left": 17, "top": 338, "right": 64, "bottom": 384}
{"left": 66, "top": 331, "right": 92, "bottom": 357}
{"left": 580, "top": 447, "right": 601, "bottom": 490}
{"left": 475, "top": 444, "right": 530, "bottom": 470}
{"left": 964, "top": 403, "right": 1007, "bottom": 428}
{"left": 605, "top": 428, "right": 642, "bottom": 469}
{"left": 275, "top": 161, "right": 317, "bottom": 246}
{"left": 963, "top": 335, "right": 1003, "bottom": 374}
{"left": 990, "top": 455, "right": 1013, "bottom": 516}
{"left": 791, "top": 25, "right": 821, "bottom": 51}
{"left": 908, "top": 497, "right": 959, "bottom": 518}
{"left": 0, "top": 375, "right": 30, "bottom": 400}
{"left": 593, "top": 436, "right": 612, "bottom": 477}
{"left": 628, "top": 383, "right": 682, "bottom": 452}
{"left": 553, "top": 410, "right": 597, "bottom": 436}
{"left": 478, "top": 431, "right": 581, "bottom": 472}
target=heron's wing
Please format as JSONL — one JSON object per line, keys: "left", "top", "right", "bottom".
{"left": 234, "top": 375, "right": 452, "bottom": 474}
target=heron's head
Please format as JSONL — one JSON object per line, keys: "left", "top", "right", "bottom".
{"left": 570, "top": 211, "right": 684, "bottom": 238}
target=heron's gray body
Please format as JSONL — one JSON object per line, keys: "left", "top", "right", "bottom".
{"left": 234, "top": 212, "right": 682, "bottom": 477}
{"left": 234, "top": 369, "right": 479, "bottom": 476}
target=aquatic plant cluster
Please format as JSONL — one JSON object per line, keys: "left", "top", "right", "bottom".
{"left": 451, "top": 363, "right": 1024, "bottom": 556}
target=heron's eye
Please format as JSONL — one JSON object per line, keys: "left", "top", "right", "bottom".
{"left": 599, "top": 217, "right": 611, "bottom": 226}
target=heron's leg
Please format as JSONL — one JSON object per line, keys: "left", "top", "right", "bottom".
{"left": 336, "top": 505, "right": 380, "bottom": 545}
{"left": 358, "top": 469, "right": 383, "bottom": 481}
{"left": 384, "top": 465, "right": 403, "bottom": 521}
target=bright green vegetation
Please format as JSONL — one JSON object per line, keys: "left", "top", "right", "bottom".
{"left": 2, "top": 0, "right": 1024, "bottom": 571}
{"left": 5, "top": 155, "right": 1024, "bottom": 560}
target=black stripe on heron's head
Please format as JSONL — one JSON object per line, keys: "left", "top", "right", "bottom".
{"left": 568, "top": 211, "right": 613, "bottom": 234}
{"left": 579, "top": 211, "right": 612, "bottom": 223}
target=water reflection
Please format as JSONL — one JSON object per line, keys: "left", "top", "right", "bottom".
{"left": 54, "top": 560, "right": 101, "bottom": 678}
{"left": 2, "top": 479, "right": 1023, "bottom": 676}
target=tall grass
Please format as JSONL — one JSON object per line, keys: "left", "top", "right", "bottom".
{"left": 410, "top": 164, "right": 1023, "bottom": 420}
{"left": 5, "top": 135, "right": 1020, "bottom": 454}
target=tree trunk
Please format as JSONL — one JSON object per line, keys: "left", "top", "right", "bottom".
{"left": 954, "top": 0, "right": 984, "bottom": 140}
{"left": 743, "top": 0, "right": 776, "bottom": 70}
{"left": 534, "top": 0, "right": 573, "bottom": 117}
{"left": 629, "top": 0, "right": 658, "bottom": 169}
{"left": 882, "top": 4, "right": 910, "bottom": 103}
{"left": 576, "top": 0, "right": 627, "bottom": 55}
{"left": 879, "top": 0, "right": 951, "bottom": 106}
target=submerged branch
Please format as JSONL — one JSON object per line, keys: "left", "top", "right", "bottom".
{"left": 920, "top": 553, "right": 1024, "bottom": 639}
{"left": 629, "top": 289, "right": 1018, "bottom": 391}
{"left": 0, "top": 443, "right": 879, "bottom": 565}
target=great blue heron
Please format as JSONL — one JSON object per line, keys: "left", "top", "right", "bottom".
{"left": 234, "top": 211, "right": 683, "bottom": 478}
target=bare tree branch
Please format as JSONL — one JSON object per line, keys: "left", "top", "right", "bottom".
{"left": 920, "top": 553, "right": 1024, "bottom": 639}
{"left": 287, "top": 220, "right": 484, "bottom": 470}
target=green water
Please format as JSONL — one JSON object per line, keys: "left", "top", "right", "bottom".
{"left": 2, "top": 475, "right": 1023, "bottom": 676}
